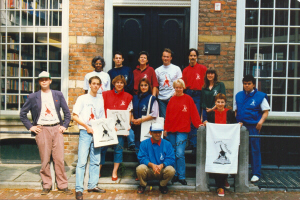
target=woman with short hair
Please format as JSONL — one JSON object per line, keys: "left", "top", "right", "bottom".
{"left": 164, "top": 79, "right": 203, "bottom": 185}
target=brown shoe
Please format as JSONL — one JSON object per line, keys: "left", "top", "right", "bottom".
{"left": 41, "top": 188, "right": 51, "bottom": 195}
{"left": 58, "top": 188, "right": 73, "bottom": 195}
{"left": 87, "top": 187, "right": 106, "bottom": 193}
{"left": 75, "top": 191, "right": 83, "bottom": 200}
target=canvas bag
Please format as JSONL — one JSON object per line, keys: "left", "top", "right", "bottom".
{"left": 140, "top": 96, "right": 164, "bottom": 141}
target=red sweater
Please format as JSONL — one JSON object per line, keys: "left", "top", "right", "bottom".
{"left": 164, "top": 94, "right": 202, "bottom": 133}
{"left": 102, "top": 90, "right": 133, "bottom": 117}
{"left": 182, "top": 63, "right": 207, "bottom": 90}
{"left": 133, "top": 65, "right": 159, "bottom": 94}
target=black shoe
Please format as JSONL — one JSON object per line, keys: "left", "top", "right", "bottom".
{"left": 75, "top": 191, "right": 83, "bottom": 200}
{"left": 127, "top": 145, "right": 135, "bottom": 151}
{"left": 178, "top": 179, "right": 187, "bottom": 185}
{"left": 41, "top": 188, "right": 51, "bottom": 195}
{"left": 87, "top": 187, "right": 106, "bottom": 193}
{"left": 137, "top": 185, "right": 146, "bottom": 194}
{"left": 58, "top": 188, "right": 73, "bottom": 195}
{"left": 171, "top": 176, "right": 178, "bottom": 184}
{"left": 159, "top": 185, "right": 168, "bottom": 194}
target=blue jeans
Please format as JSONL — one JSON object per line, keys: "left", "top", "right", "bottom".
{"left": 168, "top": 132, "right": 188, "bottom": 180}
{"left": 185, "top": 89, "right": 201, "bottom": 148}
{"left": 75, "top": 130, "right": 101, "bottom": 192}
{"left": 100, "top": 135, "right": 125, "bottom": 164}
{"left": 245, "top": 125, "right": 261, "bottom": 178}
{"left": 158, "top": 98, "right": 170, "bottom": 118}
{"left": 202, "top": 109, "right": 208, "bottom": 122}
{"left": 127, "top": 129, "right": 135, "bottom": 147}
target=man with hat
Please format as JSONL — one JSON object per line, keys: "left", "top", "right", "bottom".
{"left": 136, "top": 122, "right": 175, "bottom": 194}
{"left": 20, "top": 71, "right": 72, "bottom": 195}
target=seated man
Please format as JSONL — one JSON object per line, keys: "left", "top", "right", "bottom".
{"left": 136, "top": 123, "right": 175, "bottom": 194}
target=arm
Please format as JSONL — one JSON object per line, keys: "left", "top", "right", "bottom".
{"left": 162, "top": 142, "right": 175, "bottom": 167}
{"left": 73, "top": 113, "right": 94, "bottom": 134}
{"left": 152, "top": 87, "right": 158, "bottom": 96}
{"left": 190, "top": 98, "right": 202, "bottom": 128}
{"left": 59, "top": 92, "right": 71, "bottom": 132}
{"left": 256, "top": 110, "right": 268, "bottom": 132}
{"left": 137, "top": 141, "right": 150, "bottom": 166}
{"left": 19, "top": 95, "right": 34, "bottom": 130}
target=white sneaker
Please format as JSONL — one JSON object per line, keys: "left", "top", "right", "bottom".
{"left": 251, "top": 175, "right": 260, "bottom": 183}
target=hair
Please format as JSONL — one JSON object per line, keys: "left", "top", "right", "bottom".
{"left": 173, "top": 78, "right": 186, "bottom": 89}
{"left": 138, "top": 78, "right": 152, "bottom": 94}
{"left": 214, "top": 93, "right": 227, "bottom": 102}
{"left": 203, "top": 67, "right": 218, "bottom": 89}
{"left": 188, "top": 48, "right": 199, "bottom": 57}
{"left": 162, "top": 48, "right": 173, "bottom": 57}
{"left": 89, "top": 76, "right": 101, "bottom": 85}
{"left": 91, "top": 56, "right": 105, "bottom": 69}
{"left": 112, "top": 75, "right": 127, "bottom": 86}
{"left": 139, "top": 51, "right": 149, "bottom": 59}
{"left": 114, "top": 51, "right": 123, "bottom": 58}
{"left": 243, "top": 75, "right": 256, "bottom": 84}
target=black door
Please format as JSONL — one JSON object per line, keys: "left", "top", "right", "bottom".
{"left": 113, "top": 7, "right": 190, "bottom": 70}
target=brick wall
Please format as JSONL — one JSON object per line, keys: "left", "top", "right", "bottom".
{"left": 197, "top": 0, "right": 236, "bottom": 105}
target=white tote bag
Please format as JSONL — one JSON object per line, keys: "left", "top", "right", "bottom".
{"left": 140, "top": 96, "right": 164, "bottom": 142}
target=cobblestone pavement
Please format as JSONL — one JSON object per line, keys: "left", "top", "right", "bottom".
{"left": 0, "top": 189, "right": 300, "bottom": 199}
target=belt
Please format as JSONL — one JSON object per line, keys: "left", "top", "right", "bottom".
{"left": 38, "top": 122, "right": 60, "bottom": 127}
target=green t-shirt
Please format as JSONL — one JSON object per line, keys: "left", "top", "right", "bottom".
{"left": 201, "top": 82, "right": 226, "bottom": 109}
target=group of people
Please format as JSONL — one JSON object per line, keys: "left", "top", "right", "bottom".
{"left": 19, "top": 48, "right": 269, "bottom": 198}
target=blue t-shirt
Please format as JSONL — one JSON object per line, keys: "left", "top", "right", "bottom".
{"left": 108, "top": 66, "right": 134, "bottom": 94}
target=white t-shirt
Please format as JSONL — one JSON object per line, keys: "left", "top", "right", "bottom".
{"left": 83, "top": 71, "right": 111, "bottom": 94}
{"left": 155, "top": 64, "right": 182, "bottom": 100}
{"left": 73, "top": 94, "right": 105, "bottom": 130}
{"left": 37, "top": 91, "right": 60, "bottom": 125}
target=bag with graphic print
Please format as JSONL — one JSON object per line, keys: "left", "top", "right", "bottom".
{"left": 140, "top": 96, "right": 164, "bottom": 142}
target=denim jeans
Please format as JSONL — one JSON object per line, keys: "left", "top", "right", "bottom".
{"left": 158, "top": 98, "right": 170, "bottom": 118}
{"left": 245, "top": 125, "right": 261, "bottom": 178}
{"left": 75, "top": 130, "right": 101, "bottom": 192}
{"left": 202, "top": 109, "right": 208, "bottom": 122}
{"left": 167, "top": 132, "right": 188, "bottom": 180}
{"left": 114, "top": 135, "right": 125, "bottom": 163}
{"left": 127, "top": 129, "right": 135, "bottom": 147}
{"left": 185, "top": 89, "right": 201, "bottom": 148}
{"left": 100, "top": 146, "right": 108, "bottom": 165}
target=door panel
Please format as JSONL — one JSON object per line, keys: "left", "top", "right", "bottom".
{"left": 113, "top": 7, "right": 190, "bottom": 70}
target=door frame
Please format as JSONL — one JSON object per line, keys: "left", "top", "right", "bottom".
{"left": 103, "top": 0, "right": 198, "bottom": 72}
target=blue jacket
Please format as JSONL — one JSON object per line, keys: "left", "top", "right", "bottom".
{"left": 235, "top": 88, "right": 268, "bottom": 125}
{"left": 20, "top": 90, "right": 71, "bottom": 134}
{"left": 108, "top": 66, "right": 134, "bottom": 94}
{"left": 138, "top": 138, "right": 175, "bottom": 167}
{"left": 132, "top": 92, "right": 156, "bottom": 140}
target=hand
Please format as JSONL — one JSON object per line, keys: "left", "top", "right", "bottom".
{"left": 163, "top": 131, "right": 167, "bottom": 137}
{"left": 152, "top": 164, "right": 162, "bottom": 174}
{"left": 114, "top": 127, "right": 118, "bottom": 132}
{"left": 59, "top": 126, "right": 66, "bottom": 133}
{"left": 239, "top": 122, "right": 243, "bottom": 127}
{"left": 199, "top": 124, "right": 204, "bottom": 127}
{"left": 86, "top": 126, "right": 94, "bottom": 134}
{"left": 30, "top": 126, "right": 41, "bottom": 134}
{"left": 203, "top": 121, "right": 208, "bottom": 126}
{"left": 206, "top": 108, "right": 213, "bottom": 113}
{"left": 256, "top": 122, "right": 263, "bottom": 132}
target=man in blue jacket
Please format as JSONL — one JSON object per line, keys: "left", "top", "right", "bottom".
{"left": 20, "top": 71, "right": 72, "bottom": 195}
{"left": 136, "top": 123, "right": 175, "bottom": 194}
{"left": 235, "top": 75, "right": 270, "bottom": 183}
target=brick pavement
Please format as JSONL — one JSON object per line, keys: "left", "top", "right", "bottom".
{"left": 0, "top": 189, "right": 300, "bottom": 199}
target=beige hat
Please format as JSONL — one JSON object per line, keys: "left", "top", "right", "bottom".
{"left": 38, "top": 71, "right": 51, "bottom": 79}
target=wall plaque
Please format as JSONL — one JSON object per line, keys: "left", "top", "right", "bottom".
{"left": 204, "top": 44, "right": 220, "bottom": 55}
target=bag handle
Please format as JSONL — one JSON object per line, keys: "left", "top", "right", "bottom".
{"left": 146, "top": 96, "right": 153, "bottom": 116}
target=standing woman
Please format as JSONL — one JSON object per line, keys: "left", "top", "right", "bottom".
{"left": 164, "top": 79, "right": 203, "bottom": 185}
{"left": 201, "top": 68, "right": 226, "bottom": 122}
{"left": 101, "top": 75, "right": 133, "bottom": 181}
{"left": 131, "top": 78, "right": 159, "bottom": 152}
{"left": 203, "top": 93, "right": 242, "bottom": 197}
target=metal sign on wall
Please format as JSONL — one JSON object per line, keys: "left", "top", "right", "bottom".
{"left": 204, "top": 44, "right": 220, "bottom": 55}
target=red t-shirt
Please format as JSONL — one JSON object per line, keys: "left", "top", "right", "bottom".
{"left": 102, "top": 90, "right": 133, "bottom": 117}
{"left": 182, "top": 63, "right": 207, "bottom": 90}
{"left": 164, "top": 94, "right": 202, "bottom": 133}
{"left": 214, "top": 108, "right": 229, "bottom": 124}
{"left": 133, "top": 65, "right": 159, "bottom": 94}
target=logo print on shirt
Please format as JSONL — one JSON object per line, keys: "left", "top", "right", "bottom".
{"left": 143, "top": 74, "right": 148, "bottom": 79}
{"left": 142, "top": 105, "right": 147, "bottom": 112}
{"left": 89, "top": 108, "right": 95, "bottom": 121}
{"left": 45, "top": 105, "right": 53, "bottom": 117}
{"left": 250, "top": 100, "right": 256, "bottom": 106}
{"left": 99, "top": 84, "right": 103, "bottom": 91}
{"left": 124, "top": 75, "right": 128, "bottom": 81}
{"left": 121, "top": 100, "right": 126, "bottom": 106}
{"left": 182, "top": 105, "right": 188, "bottom": 112}
{"left": 160, "top": 153, "right": 164, "bottom": 161}
{"left": 163, "top": 75, "right": 170, "bottom": 87}
{"left": 213, "top": 90, "right": 218, "bottom": 96}
{"left": 196, "top": 73, "right": 201, "bottom": 80}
